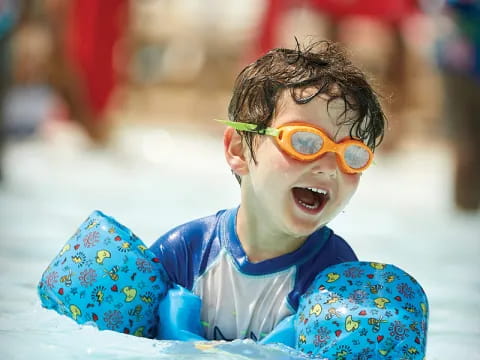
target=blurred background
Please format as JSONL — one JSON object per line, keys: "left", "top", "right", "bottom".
{"left": 0, "top": 0, "right": 479, "bottom": 359}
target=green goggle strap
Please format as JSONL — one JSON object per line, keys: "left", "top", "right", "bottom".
{"left": 216, "top": 119, "right": 280, "bottom": 137}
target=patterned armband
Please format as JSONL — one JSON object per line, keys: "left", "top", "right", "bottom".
{"left": 37, "top": 210, "right": 170, "bottom": 338}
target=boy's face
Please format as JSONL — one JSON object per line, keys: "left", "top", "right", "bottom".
{"left": 240, "top": 89, "right": 361, "bottom": 237}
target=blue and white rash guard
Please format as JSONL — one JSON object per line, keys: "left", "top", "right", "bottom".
{"left": 149, "top": 207, "right": 357, "bottom": 341}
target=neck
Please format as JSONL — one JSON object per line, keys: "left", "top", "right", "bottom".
{"left": 236, "top": 205, "right": 307, "bottom": 263}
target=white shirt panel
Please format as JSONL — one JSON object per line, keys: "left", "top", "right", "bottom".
{"left": 192, "top": 250, "right": 295, "bottom": 340}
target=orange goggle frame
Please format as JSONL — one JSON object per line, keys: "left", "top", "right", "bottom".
{"left": 219, "top": 119, "right": 373, "bottom": 174}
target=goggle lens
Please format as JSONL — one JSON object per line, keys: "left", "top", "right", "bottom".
{"left": 344, "top": 144, "right": 371, "bottom": 169}
{"left": 291, "top": 131, "right": 324, "bottom": 155}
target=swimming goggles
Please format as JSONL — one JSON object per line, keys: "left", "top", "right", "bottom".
{"left": 218, "top": 119, "right": 373, "bottom": 174}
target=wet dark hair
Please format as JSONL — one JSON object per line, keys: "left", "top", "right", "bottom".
{"left": 228, "top": 40, "right": 386, "bottom": 168}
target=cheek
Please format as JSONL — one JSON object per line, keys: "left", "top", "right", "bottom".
{"left": 256, "top": 140, "right": 293, "bottom": 172}
{"left": 341, "top": 173, "right": 361, "bottom": 198}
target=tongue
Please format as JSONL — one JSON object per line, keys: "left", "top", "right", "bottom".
{"left": 292, "top": 187, "right": 319, "bottom": 207}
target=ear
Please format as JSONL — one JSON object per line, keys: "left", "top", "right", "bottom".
{"left": 224, "top": 127, "right": 249, "bottom": 176}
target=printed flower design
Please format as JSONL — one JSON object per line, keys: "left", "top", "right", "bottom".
{"left": 79, "top": 268, "right": 97, "bottom": 287}
{"left": 45, "top": 271, "right": 59, "bottom": 289}
{"left": 83, "top": 231, "right": 100, "bottom": 248}
{"left": 104, "top": 309, "right": 123, "bottom": 330}
{"left": 136, "top": 258, "right": 153, "bottom": 273}
{"left": 348, "top": 289, "right": 368, "bottom": 304}
{"left": 313, "top": 327, "right": 330, "bottom": 347}
{"left": 343, "top": 266, "right": 364, "bottom": 279}
{"left": 389, "top": 320, "right": 409, "bottom": 341}
{"left": 397, "top": 283, "right": 415, "bottom": 299}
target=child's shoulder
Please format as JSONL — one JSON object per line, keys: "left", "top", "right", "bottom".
{"left": 150, "top": 208, "right": 234, "bottom": 249}
{"left": 323, "top": 228, "right": 357, "bottom": 262}
{"left": 299, "top": 226, "right": 358, "bottom": 269}
{"left": 148, "top": 209, "right": 233, "bottom": 287}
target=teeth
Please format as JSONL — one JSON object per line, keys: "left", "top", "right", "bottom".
{"left": 298, "top": 200, "right": 317, "bottom": 209}
{"left": 306, "top": 187, "right": 327, "bottom": 195}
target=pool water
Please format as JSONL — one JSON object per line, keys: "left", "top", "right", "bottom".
{"left": 0, "top": 125, "right": 479, "bottom": 359}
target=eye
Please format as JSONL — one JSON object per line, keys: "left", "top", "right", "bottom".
{"left": 291, "top": 132, "right": 323, "bottom": 155}
{"left": 344, "top": 145, "right": 370, "bottom": 169}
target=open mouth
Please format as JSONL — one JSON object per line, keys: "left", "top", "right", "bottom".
{"left": 292, "top": 187, "right": 329, "bottom": 214}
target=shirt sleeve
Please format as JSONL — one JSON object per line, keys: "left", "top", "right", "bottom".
{"left": 148, "top": 212, "right": 223, "bottom": 290}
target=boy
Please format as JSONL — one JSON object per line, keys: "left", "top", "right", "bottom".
{"left": 149, "top": 40, "right": 386, "bottom": 342}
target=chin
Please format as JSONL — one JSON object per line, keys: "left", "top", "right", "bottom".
{"left": 284, "top": 212, "right": 328, "bottom": 238}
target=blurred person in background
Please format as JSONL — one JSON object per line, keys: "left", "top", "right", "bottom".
{"left": 45, "top": 0, "right": 129, "bottom": 144}
{"left": 435, "top": 0, "right": 480, "bottom": 211}
{"left": 249, "top": 0, "right": 432, "bottom": 152}
{"left": 1, "top": 0, "right": 129, "bottom": 148}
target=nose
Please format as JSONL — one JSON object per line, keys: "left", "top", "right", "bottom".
{"left": 311, "top": 151, "right": 338, "bottom": 177}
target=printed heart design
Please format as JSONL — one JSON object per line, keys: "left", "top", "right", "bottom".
{"left": 367, "top": 274, "right": 374, "bottom": 279}
{"left": 335, "top": 330, "right": 342, "bottom": 337}
{"left": 415, "top": 337, "right": 420, "bottom": 344}
{"left": 394, "top": 296, "right": 402, "bottom": 301}
{"left": 74, "top": 244, "right": 80, "bottom": 250}
{"left": 149, "top": 276, "right": 156, "bottom": 282}
{"left": 377, "top": 335, "right": 384, "bottom": 342}
{"left": 359, "top": 310, "right": 367, "bottom": 316}
{"left": 114, "top": 236, "right": 122, "bottom": 241}
{"left": 123, "top": 328, "right": 130, "bottom": 334}
{"left": 58, "top": 288, "right": 64, "bottom": 295}
{"left": 152, "top": 257, "right": 160, "bottom": 263}
{"left": 111, "top": 284, "right": 118, "bottom": 292}
{"left": 92, "top": 313, "right": 98, "bottom": 321}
